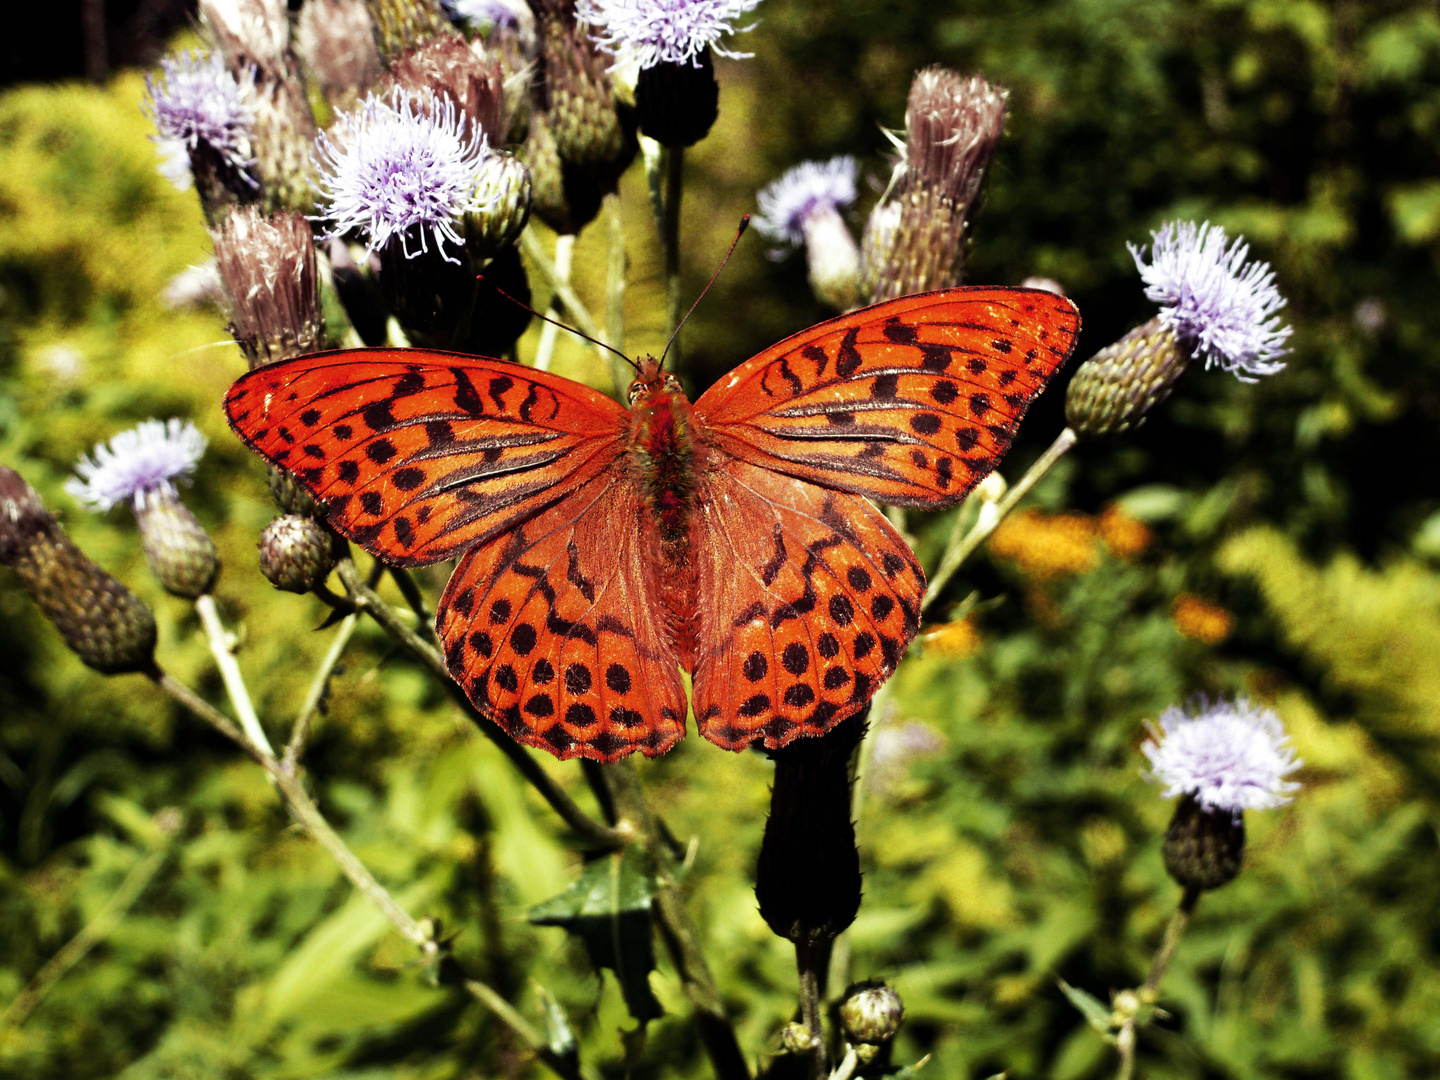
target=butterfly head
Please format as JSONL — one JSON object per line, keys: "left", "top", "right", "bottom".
{"left": 627, "top": 355, "right": 683, "bottom": 407}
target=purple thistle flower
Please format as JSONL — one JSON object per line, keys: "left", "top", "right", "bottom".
{"left": 1129, "top": 220, "right": 1292, "bottom": 382}
{"left": 1142, "top": 698, "right": 1301, "bottom": 813}
{"left": 144, "top": 51, "right": 257, "bottom": 180}
{"left": 754, "top": 156, "right": 858, "bottom": 250}
{"left": 314, "top": 89, "right": 495, "bottom": 264}
{"left": 67, "top": 419, "right": 207, "bottom": 513}
{"left": 578, "top": 0, "right": 762, "bottom": 70}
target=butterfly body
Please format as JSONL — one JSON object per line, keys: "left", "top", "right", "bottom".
{"left": 225, "top": 287, "right": 1081, "bottom": 761}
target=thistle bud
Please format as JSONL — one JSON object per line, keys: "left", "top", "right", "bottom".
{"left": 1, "top": 468, "right": 157, "bottom": 675}
{"left": 366, "top": 0, "right": 453, "bottom": 61}
{"left": 260, "top": 515, "right": 337, "bottom": 592}
{"left": 1161, "top": 794, "right": 1245, "bottom": 892}
{"left": 296, "top": 0, "right": 385, "bottom": 108}
{"left": 861, "top": 68, "right": 1006, "bottom": 301}
{"left": 755, "top": 713, "right": 865, "bottom": 946}
{"left": 522, "top": 110, "right": 601, "bottom": 235}
{"left": 134, "top": 489, "right": 220, "bottom": 599}
{"left": 268, "top": 464, "right": 324, "bottom": 517}
{"left": 838, "top": 982, "right": 904, "bottom": 1046}
{"left": 212, "top": 206, "right": 326, "bottom": 368}
{"left": 464, "top": 151, "right": 533, "bottom": 260}
{"left": 1064, "top": 316, "right": 1187, "bottom": 439}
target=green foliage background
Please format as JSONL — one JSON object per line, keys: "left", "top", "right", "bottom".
{"left": 3, "top": 1, "right": 1440, "bottom": 1077}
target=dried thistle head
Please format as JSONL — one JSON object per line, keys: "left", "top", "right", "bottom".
{"left": 211, "top": 206, "right": 325, "bottom": 368}
{"left": 861, "top": 67, "right": 1007, "bottom": 301}
{"left": 387, "top": 31, "right": 508, "bottom": 143}
{"left": 296, "top": 0, "right": 385, "bottom": 108}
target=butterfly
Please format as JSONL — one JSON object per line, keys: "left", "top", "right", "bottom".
{"left": 225, "top": 286, "right": 1080, "bottom": 762}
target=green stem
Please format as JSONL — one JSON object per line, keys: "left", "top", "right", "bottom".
{"left": 1115, "top": 886, "right": 1201, "bottom": 1080}
{"left": 921, "top": 426, "right": 1079, "bottom": 614}
{"left": 605, "top": 191, "right": 631, "bottom": 396}
{"left": 796, "top": 939, "right": 828, "bottom": 1080}
{"left": 283, "top": 611, "right": 358, "bottom": 774}
{"left": 333, "top": 559, "right": 626, "bottom": 851}
{"left": 0, "top": 822, "right": 176, "bottom": 1028}
{"left": 194, "top": 593, "right": 275, "bottom": 756}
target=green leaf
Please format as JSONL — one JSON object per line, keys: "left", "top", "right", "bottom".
{"left": 529, "top": 846, "right": 662, "bottom": 1023}
{"left": 1057, "top": 979, "right": 1114, "bottom": 1037}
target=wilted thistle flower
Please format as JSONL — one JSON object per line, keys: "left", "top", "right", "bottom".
{"left": 212, "top": 206, "right": 325, "bottom": 368}
{"left": 67, "top": 420, "right": 219, "bottom": 599}
{"left": 1066, "top": 220, "right": 1292, "bottom": 438}
{"left": 861, "top": 68, "right": 1007, "bottom": 301}
{"left": 162, "top": 260, "right": 226, "bottom": 311}
{"left": 755, "top": 156, "right": 860, "bottom": 311}
{"left": 386, "top": 33, "right": 507, "bottom": 145}
{"left": 2, "top": 468, "right": 157, "bottom": 675}
{"left": 315, "top": 88, "right": 495, "bottom": 264}
{"left": 580, "top": 0, "right": 758, "bottom": 146}
{"left": 1143, "top": 698, "right": 1301, "bottom": 892}
{"left": 145, "top": 50, "right": 258, "bottom": 218}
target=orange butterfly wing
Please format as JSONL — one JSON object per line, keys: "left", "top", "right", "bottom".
{"left": 693, "top": 287, "right": 1080, "bottom": 508}
{"left": 690, "top": 457, "right": 923, "bottom": 751}
{"left": 436, "top": 471, "right": 687, "bottom": 761}
{"left": 224, "top": 348, "right": 628, "bottom": 567}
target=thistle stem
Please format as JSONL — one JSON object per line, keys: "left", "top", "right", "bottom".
{"left": 1115, "top": 886, "right": 1201, "bottom": 1080}
{"left": 194, "top": 593, "right": 274, "bottom": 757}
{"left": 921, "top": 426, "right": 1079, "bottom": 613}
{"left": 333, "top": 559, "right": 627, "bottom": 851}
{"left": 662, "top": 146, "right": 684, "bottom": 354}
{"left": 146, "top": 666, "right": 592, "bottom": 1080}
{"left": 534, "top": 234, "right": 575, "bottom": 372}
{"left": 796, "top": 939, "right": 828, "bottom": 1079}
{"left": 519, "top": 230, "right": 606, "bottom": 348}
{"left": 605, "top": 191, "right": 630, "bottom": 396}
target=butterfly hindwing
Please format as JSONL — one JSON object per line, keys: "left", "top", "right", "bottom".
{"left": 224, "top": 348, "right": 629, "bottom": 567}
{"left": 437, "top": 471, "right": 688, "bottom": 762}
{"left": 690, "top": 456, "right": 924, "bottom": 751}
{"left": 694, "top": 288, "right": 1080, "bottom": 509}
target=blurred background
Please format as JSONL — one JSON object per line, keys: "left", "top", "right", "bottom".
{"left": 3, "top": 1, "right": 1440, "bottom": 1077}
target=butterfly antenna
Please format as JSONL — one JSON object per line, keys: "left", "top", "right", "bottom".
{"left": 482, "top": 275, "right": 638, "bottom": 372}
{"left": 659, "top": 215, "right": 751, "bottom": 368}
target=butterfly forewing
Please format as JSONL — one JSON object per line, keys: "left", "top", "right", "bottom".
{"left": 437, "top": 471, "right": 687, "bottom": 762}
{"left": 224, "top": 349, "right": 629, "bottom": 566}
{"left": 690, "top": 457, "right": 924, "bottom": 751}
{"left": 694, "top": 288, "right": 1080, "bottom": 509}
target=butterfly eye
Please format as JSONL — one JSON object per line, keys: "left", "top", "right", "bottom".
{"left": 627, "top": 381, "right": 647, "bottom": 406}
{"left": 663, "top": 375, "right": 683, "bottom": 393}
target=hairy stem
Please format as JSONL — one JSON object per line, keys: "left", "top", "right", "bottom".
{"left": 194, "top": 593, "right": 274, "bottom": 756}
{"left": 921, "top": 426, "right": 1079, "bottom": 613}
{"left": 598, "top": 761, "right": 750, "bottom": 1080}
{"left": 796, "top": 939, "right": 828, "bottom": 1079}
{"left": 534, "top": 234, "right": 575, "bottom": 372}
{"left": 333, "top": 559, "right": 626, "bottom": 851}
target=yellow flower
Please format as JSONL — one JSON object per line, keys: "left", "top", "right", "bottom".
{"left": 1099, "top": 504, "right": 1152, "bottom": 559}
{"left": 989, "top": 509, "right": 1099, "bottom": 577}
{"left": 1171, "top": 593, "right": 1233, "bottom": 644}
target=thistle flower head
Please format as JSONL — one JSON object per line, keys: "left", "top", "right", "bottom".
{"left": 66, "top": 419, "right": 207, "bottom": 513}
{"left": 577, "top": 0, "right": 761, "bottom": 69}
{"left": 443, "top": 0, "right": 522, "bottom": 30}
{"left": 145, "top": 51, "right": 257, "bottom": 174}
{"left": 1129, "top": 221, "right": 1292, "bottom": 381}
{"left": 754, "top": 156, "right": 858, "bottom": 251}
{"left": 1143, "top": 698, "right": 1301, "bottom": 813}
{"left": 315, "top": 89, "right": 495, "bottom": 263}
